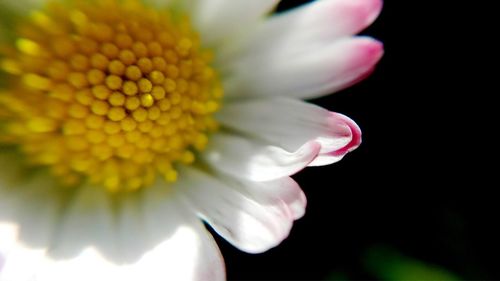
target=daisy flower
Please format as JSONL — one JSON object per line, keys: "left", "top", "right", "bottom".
{"left": 0, "top": 0, "right": 383, "bottom": 280}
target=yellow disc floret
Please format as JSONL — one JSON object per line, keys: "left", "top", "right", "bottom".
{"left": 0, "top": 0, "right": 222, "bottom": 192}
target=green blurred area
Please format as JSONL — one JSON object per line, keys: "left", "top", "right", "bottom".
{"left": 327, "top": 246, "right": 461, "bottom": 281}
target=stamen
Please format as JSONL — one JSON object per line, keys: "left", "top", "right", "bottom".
{"left": 0, "top": 0, "right": 222, "bottom": 192}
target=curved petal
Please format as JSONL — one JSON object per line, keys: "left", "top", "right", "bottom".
{"left": 218, "top": 0, "right": 382, "bottom": 62}
{"left": 191, "top": 0, "right": 279, "bottom": 46}
{"left": 202, "top": 133, "right": 321, "bottom": 181}
{"left": 223, "top": 36, "right": 383, "bottom": 99}
{"left": 220, "top": 175, "right": 307, "bottom": 220}
{"left": 178, "top": 166, "right": 302, "bottom": 253}
{"left": 310, "top": 112, "right": 361, "bottom": 166}
{"left": 218, "top": 97, "right": 361, "bottom": 166}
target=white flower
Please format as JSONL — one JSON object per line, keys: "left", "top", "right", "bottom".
{"left": 0, "top": 0, "right": 383, "bottom": 280}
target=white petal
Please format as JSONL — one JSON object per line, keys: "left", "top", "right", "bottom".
{"left": 0, "top": 156, "right": 58, "bottom": 280}
{"left": 129, "top": 221, "right": 225, "bottom": 281}
{"left": 220, "top": 175, "right": 307, "bottom": 221}
{"left": 178, "top": 167, "right": 300, "bottom": 253}
{"left": 0, "top": 152, "right": 224, "bottom": 280}
{"left": 191, "top": 0, "right": 279, "bottom": 46}
{"left": 218, "top": 0, "right": 382, "bottom": 62}
{"left": 0, "top": 160, "right": 63, "bottom": 250}
{"left": 123, "top": 183, "right": 225, "bottom": 280}
{"left": 202, "top": 133, "right": 321, "bottom": 181}
{"left": 47, "top": 185, "right": 117, "bottom": 260}
{"left": 1, "top": 184, "right": 225, "bottom": 281}
{"left": 0, "top": 229, "right": 47, "bottom": 281}
{"left": 223, "top": 36, "right": 383, "bottom": 99}
{"left": 114, "top": 192, "right": 150, "bottom": 263}
{"left": 308, "top": 112, "right": 362, "bottom": 166}
{"left": 0, "top": 223, "right": 16, "bottom": 272}
{"left": 0, "top": 186, "right": 58, "bottom": 251}
{"left": 218, "top": 97, "right": 361, "bottom": 166}
{"left": 1, "top": 222, "right": 224, "bottom": 281}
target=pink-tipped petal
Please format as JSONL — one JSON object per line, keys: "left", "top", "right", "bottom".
{"left": 202, "top": 133, "right": 321, "bottom": 182}
{"left": 329, "top": 113, "right": 362, "bottom": 157}
{"left": 218, "top": 0, "right": 383, "bottom": 65}
{"left": 317, "top": 39, "right": 383, "bottom": 94}
{"left": 224, "top": 37, "right": 383, "bottom": 99}
{"left": 218, "top": 98, "right": 361, "bottom": 166}
{"left": 308, "top": 112, "right": 362, "bottom": 166}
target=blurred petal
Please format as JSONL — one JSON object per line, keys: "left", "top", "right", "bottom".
{"left": 0, "top": 153, "right": 224, "bottom": 280}
{"left": 0, "top": 223, "right": 16, "bottom": 272}
{"left": 48, "top": 185, "right": 117, "bottom": 260}
{"left": 191, "top": 0, "right": 279, "bottom": 46}
{"left": 218, "top": 97, "right": 361, "bottom": 166}
{"left": 0, "top": 157, "right": 66, "bottom": 251}
{"left": 179, "top": 167, "right": 300, "bottom": 253}
{"left": 1, "top": 223, "right": 224, "bottom": 281}
{"left": 1, "top": 187, "right": 225, "bottom": 281}
{"left": 202, "top": 133, "right": 321, "bottom": 181}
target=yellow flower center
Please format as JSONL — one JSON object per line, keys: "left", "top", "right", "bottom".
{"left": 0, "top": 0, "right": 223, "bottom": 192}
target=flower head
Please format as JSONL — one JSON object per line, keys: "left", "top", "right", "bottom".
{"left": 0, "top": 0, "right": 383, "bottom": 280}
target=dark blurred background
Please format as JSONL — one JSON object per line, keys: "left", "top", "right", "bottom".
{"left": 211, "top": 0, "right": 494, "bottom": 280}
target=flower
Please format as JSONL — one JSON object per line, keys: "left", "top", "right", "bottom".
{"left": 0, "top": 0, "right": 383, "bottom": 280}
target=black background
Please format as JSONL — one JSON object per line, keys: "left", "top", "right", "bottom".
{"left": 212, "top": 1, "right": 494, "bottom": 280}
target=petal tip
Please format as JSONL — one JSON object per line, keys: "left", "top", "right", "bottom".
{"left": 365, "top": 0, "right": 384, "bottom": 25}
{"left": 359, "top": 38, "right": 384, "bottom": 66}
{"left": 325, "top": 0, "right": 383, "bottom": 34}
{"left": 349, "top": 0, "right": 383, "bottom": 27}
{"left": 329, "top": 112, "right": 362, "bottom": 156}
{"left": 343, "top": 38, "right": 384, "bottom": 87}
